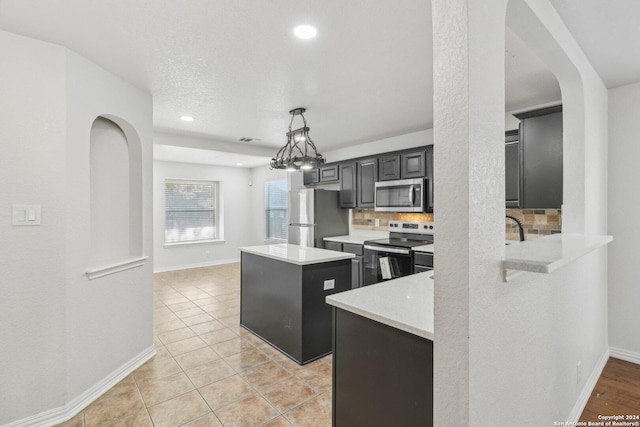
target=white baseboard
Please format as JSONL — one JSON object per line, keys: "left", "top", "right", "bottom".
{"left": 153, "top": 257, "right": 239, "bottom": 273}
{"left": 609, "top": 346, "right": 640, "bottom": 365}
{"left": 565, "top": 348, "right": 610, "bottom": 423}
{"left": 4, "top": 345, "right": 156, "bottom": 427}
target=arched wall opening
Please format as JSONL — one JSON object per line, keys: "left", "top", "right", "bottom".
{"left": 89, "top": 115, "right": 143, "bottom": 268}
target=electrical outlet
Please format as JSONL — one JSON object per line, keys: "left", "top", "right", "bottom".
{"left": 577, "top": 361, "right": 582, "bottom": 384}
{"left": 374, "top": 218, "right": 380, "bottom": 227}
{"left": 323, "top": 279, "right": 335, "bottom": 290}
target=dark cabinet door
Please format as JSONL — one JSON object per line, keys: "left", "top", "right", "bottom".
{"left": 401, "top": 150, "right": 426, "bottom": 179}
{"left": 339, "top": 162, "right": 357, "bottom": 208}
{"left": 303, "top": 168, "right": 319, "bottom": 186}
{"left": 351, "top": 256, "right": 363, "bottom": 289}
{"left": 357, "top": 158, "right": 377, "bottom": 208}
{"left": 425, "top": 145, "right": 434, "bottom": 212}
{"left": 319, "top": 165, "right": 339, "bottom": 182}
{"left": 324, "top": 241, "right": 342, "bottom": 251}
{"left": 378, "top": 154, "right": 401, "bottom": 181}
{"left": 505, "top": 130, "right": 521, "bottom": 208}
{"left": 519, "top": 110, "right": 563, "bottom": 208}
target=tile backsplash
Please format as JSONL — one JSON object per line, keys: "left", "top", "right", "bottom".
{"left": 505, "top": 208, "right": 562, "bottom": 241}
{"left": 352, "top": 208, "right": 562, "bottom": 240}
{"left": 351, "top": 210, "right": 434, "bottom": 231}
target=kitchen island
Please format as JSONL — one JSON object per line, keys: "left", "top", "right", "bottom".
{"left": 240, "top": 244, "right": 354, "bottom": 364}
{"left": 326, "top": 271, "right": 434, "bottom": 426}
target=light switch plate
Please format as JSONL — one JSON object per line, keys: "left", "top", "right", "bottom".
{"left": 12, "top": 204, "right": 41, "bottom": 226}
{"left": 323, "top": 279, "right": 335, "bottom": 290}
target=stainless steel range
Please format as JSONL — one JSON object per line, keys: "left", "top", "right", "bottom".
{"left": 363, "top": 220, "right": 434, "bottom": 286}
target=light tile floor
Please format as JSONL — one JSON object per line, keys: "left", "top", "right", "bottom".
{"left": 56, "top": 263, "right": 332, "bottom": 427}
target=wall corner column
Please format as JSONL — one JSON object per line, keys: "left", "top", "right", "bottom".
{"left": 431, "top": 0, "right": 508, "bottom": 425}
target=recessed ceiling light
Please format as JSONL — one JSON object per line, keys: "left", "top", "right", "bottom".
{"left": 180, "top": 115, "right": 194, "bottom": 122}
{"left": 236, "top": 162, "right": 243, "bottom": 166}
{"left": 293, "top": 25, "right": 317, "bottom": 40}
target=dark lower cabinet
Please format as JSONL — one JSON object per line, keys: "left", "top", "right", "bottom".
{"left": 339, "top": 163, "right": 357, "bottom": 208}
{"left": 350, "top": 257, "right": 363, "bottom": 289}
{"left": 357, "top": 158, "right": 377, "bottom": 208}
{"left": 413, "top": 251, "right": 433, "bottom": 273}
{"left": 324, "top": 241, "right": 342, "bottom": 252}
{"left": 240, "top": 252, "right": 351, "bottom": 364}
{"left": 324, "top": 241, "right": 364, "bottom": 289}
{"left": 332, "top": 308, "right": 433, "bottom": 426}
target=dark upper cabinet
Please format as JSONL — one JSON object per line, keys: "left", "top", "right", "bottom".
{"left": 505, "top": 130, "right": 520, "bottom": 208}
{"left": 401, "top": 150, "right": 427, "bottom": 179}
{"left": 515, "top": 106, "right": 563, "bottom": 209}
{"left": 339, "top": 162, "right": 357, "bottom": 208}
{"left": 378, "top": 154, "right": 401, "bottom": 181}
{"left": 357, "top": 158, "right": 377, "bottom": 208}
{"left": 319, "top": 165, "right": 340, "bottom": 182}
{"left": 303, "top": 168, "right": 319, "bottom": 186}
{"left": 425, "top": 145, "right": 434, "bottom": 212}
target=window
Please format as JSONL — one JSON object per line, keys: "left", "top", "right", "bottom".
{"left": 165, "top": 179, "right": 218, "bottom": 244}
{"left": 265, "top": 179, "right": 288, "bottom": 241}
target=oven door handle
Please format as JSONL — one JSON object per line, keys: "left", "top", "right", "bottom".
{"left": 364, "top": 245, "right": 411, "bottom": 255}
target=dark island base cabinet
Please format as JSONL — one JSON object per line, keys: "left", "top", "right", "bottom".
{"left": 332, "top": 308, "right": 433, "bottom": 427}
{"left": 240, "top": 252, "right": 351, "bottom": 365}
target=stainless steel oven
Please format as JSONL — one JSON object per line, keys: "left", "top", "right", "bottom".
{"left": 363, "top": 220, "right": 434, "bottom": 286}
{"left": 363, "top": 244, "right": 414, "bottom": 286}
{"left": 374, "top": 178, "right": 428, "bottom": 212}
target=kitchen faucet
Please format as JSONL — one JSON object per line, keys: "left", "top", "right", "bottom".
{"left": 506, "top": 215, "right": 526, "bottom": 242}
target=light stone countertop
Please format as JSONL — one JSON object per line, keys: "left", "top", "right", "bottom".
{"left": 323, "top": 230, "right": 389, "bottom": 245}
{"left": 502, "top": 233, "right": 613, "bottom": 277}
{"left": 240, "top": 244, "right": 355, "bottom": 266}
{"left": 326, "top": 271, "right": 434, "bottom": 340}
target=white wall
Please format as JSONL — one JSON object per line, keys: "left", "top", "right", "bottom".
{"left": 608, "top": 81, "right": 640, "bottom": 362}
{"left": 323, "top": 128, "right": 433, "bottom": 163}
{"left": 64, "top": 43, "right": 154, "bottom": 405}
{"left": 0, "top": 30, "right": 69, "bottom": 424}
{"left": 153, "top": 160, "right": 254, "bottom": 271}
{"left": 0, "top": 30, "right": 154, "bottom": 425}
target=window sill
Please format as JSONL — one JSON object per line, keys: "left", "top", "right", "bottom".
{"left": 164, "top": 240, "right": 225, "bottom": 248}
{"left": 86, "top": 256, "right": 148, "bottom": 280}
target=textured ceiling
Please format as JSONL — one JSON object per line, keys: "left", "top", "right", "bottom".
{"left": 1, "top": 1, "right": 628, "bottom": 155}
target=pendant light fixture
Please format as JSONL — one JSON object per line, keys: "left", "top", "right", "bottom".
{"left": 270, "top": 107, "right": 325, "bottom": 171}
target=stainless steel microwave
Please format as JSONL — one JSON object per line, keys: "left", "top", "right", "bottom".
{"left": 374, "top": 178, "right": 429, "bottom": 212}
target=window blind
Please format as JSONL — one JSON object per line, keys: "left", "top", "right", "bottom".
{"left": 165, "top": 180, "right": 217, "bottom": 243}
{"left": 265, "top": 179, "right": 288, "bottom": 240}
